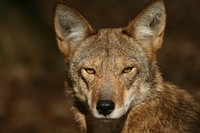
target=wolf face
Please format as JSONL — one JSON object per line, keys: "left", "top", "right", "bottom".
{"left": 54, "top": 0, "right": 166, "bottom": 119}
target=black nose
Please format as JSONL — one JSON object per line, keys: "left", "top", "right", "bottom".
{"left": 96, "top": 100, "right": 115, "bottom": 116}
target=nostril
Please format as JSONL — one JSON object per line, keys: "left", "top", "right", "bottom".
{"left": 96, "top": 100, "right": 115, "bottom": 116}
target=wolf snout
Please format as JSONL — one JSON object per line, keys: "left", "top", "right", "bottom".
{"left": 96, "top": 100, "right": 115, "bottom": 116}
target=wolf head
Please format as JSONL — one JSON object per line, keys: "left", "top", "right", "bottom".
{"left": 54, "top": 0, "right": 166, "bottom": 119}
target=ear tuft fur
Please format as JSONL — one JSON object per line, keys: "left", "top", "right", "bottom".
{"left": 125, "top": 0, "right": 166, "bottom": 41}
{"left": 54, "top": 2, "right": 94, "bottom": 57}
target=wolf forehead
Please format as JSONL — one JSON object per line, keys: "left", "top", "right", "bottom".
{"left": 71, "top": 29, "right": 148, "bottom": 65}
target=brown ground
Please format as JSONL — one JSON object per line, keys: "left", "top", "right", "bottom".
{"left": 0, "top": 0, "right": 200, "bottom": 133}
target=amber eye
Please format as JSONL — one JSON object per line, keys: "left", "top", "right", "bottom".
{"left": 85, "top": 68, "right": 96, "bottom": 74}
{"left": 122, "top": 67, "right": 133, "bottom": 74}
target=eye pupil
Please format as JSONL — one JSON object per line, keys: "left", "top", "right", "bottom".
{"left": 122, "top": 67, "right": 133, "bottom": 74}
{"left": 85, "top": 68, "right": 95, "bottom": 74}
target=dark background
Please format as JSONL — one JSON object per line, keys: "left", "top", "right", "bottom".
{"left": 0, "top": 0, "right": 200, "bottom": 133}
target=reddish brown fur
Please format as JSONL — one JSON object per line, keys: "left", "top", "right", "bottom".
{"left": 54, "top": 0, "right": 200, "bottom": 133}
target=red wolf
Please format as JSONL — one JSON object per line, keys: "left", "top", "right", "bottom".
{"left": 54, "top": 0, "right": 200, "bottom": 132}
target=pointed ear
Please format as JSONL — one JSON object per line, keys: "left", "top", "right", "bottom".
{"left": 54, "top": 2, "right": 94, "bottom": 58}
{"left": 123, "top": 0, "right": 166, "bottom": 52}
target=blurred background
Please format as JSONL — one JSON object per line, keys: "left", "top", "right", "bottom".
{"left": 0, "top": 0, "right": 200, "bottom": 133}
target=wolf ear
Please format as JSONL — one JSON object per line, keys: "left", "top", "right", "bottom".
{"left": 123, "top": 0, "right": 166, "bottom": 52}
{"left": 54, "top": 2, "right": 94, "bottom": 58}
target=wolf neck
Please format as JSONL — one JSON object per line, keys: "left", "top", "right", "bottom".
{"left": 86, "top": 115, "right": 126, "bottom": 133}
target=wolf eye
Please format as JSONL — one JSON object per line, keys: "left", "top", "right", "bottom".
{"left": 122, "top": 67, "right": 133, "bottom": 74}
{"left": 85, "top": 68, "right": 96, "bottom": 74}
